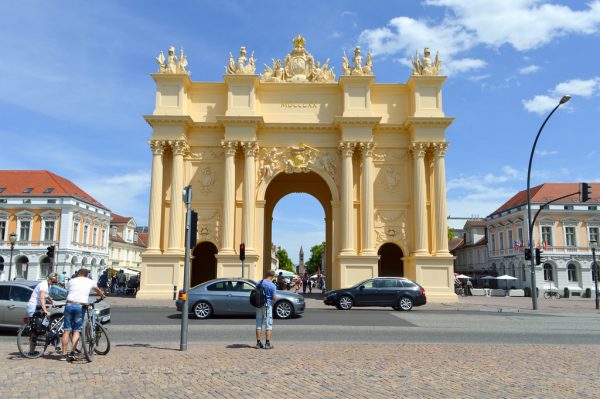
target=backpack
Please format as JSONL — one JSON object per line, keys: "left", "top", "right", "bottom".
{"left": 249, "top": 280, "right": 267, "bottom": 308}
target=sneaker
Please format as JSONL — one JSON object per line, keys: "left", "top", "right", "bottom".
{"left": 58, "top": 355, "right": 68, "bottom": 361}
{"left": 265, "top": 342, "right": 273, "bottom": 350}
{"left": 55, "top": 346, "right": 61, "bottom": 352}
{"left": 256, "top": 341, "right": 264, "bottom": 349}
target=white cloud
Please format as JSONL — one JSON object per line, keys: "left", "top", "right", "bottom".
{"left": 519, "top": 65, "right": 540, "bottom": 74}
{"left": 536, "top": 149, "right": 558, "bottom": 156}
{"left": 553, "top": 78, "right": 600, "bottom": 97}
{"left": 359, "top": 1, "right": 600, "bottom": 76}
{"left": 523, "top": 77, "right": 600, "bottom": 114}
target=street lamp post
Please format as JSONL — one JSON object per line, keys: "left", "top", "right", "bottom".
{"left": 590, "top": 240, "right": 599, "bottom": 310}
{"left": 8, "top": 232, "right": 17, "bottom": 281}
{"left": 527, "top": 95, "right": 570, "bottom": 310}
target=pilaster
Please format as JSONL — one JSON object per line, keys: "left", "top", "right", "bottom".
{"left": 146, "top": 140, "right": 166, "bottom": 254}
{"left": 166, "top": 140, "right": 189, "bottom": 254}
{"left": 339, "top": 142, "right": 356, "bottom": 254}
{"left": 359, "top": 141, "right": 375, "bottom": 254}
{"left": 241, "top": 141, "right": 259, "bottom": 251}
{"left": 221, "top": 140, "right": 238, "bottom": 254}
{"left": 432, "top": 142, "right": 451, "bottom": 256}
{"left": 410, "top": 142, "right": 429, "bottom": 255}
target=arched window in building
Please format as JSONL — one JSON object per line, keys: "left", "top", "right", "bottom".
{"left": 543, "top": 263, "right": 554, "bottom": 281}
{"left": 567, "top": 264, "right": 578, "bottom": 282}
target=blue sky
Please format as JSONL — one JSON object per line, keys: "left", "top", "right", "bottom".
{"left": 1, "top": 1, "right": 599, "bottom": 264}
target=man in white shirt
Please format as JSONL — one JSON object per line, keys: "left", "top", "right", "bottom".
{"left": 26, "top": 273, "right": 59, "bottom": 319}
{"left": 60, "top": 268, "right": 105, "bottom": 361}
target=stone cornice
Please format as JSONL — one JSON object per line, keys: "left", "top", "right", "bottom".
{"left": 334, "top": 116, "right": 382, "bottom": 128}
{"left": 216, "top": 115, "right": 264, "bottom": 127}
{"left": 150, "top": 73, "right": 192, "bottom": 87}
{"left": 406, "top": 75, "right": 447, "bottom": 87}
{"left": 261, "top": 122, "right": 334, "bottom": 131}
{"left": 223, "top": 74, "right": 260, "bottom": 89}
{"left": 404, "top": 116, "right": 454, "bottom": 129}
{"left": 144, "top": 115, "right": 194, "bottom": 128}
{"left": 338, "top": 75, "right": 376, "bottom": 87}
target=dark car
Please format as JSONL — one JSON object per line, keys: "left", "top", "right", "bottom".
{"left": 324, "top": 277, "right": 426, "bottom": 311}
{"left": 175, "top": 278, "right": 305, "bottom": 319}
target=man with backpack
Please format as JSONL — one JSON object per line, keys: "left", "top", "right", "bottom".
{"left": 254, "top": 270, "right": 277, "bottom": 349}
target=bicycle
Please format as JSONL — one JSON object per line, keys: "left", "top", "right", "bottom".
{"left": 455, "top": 286, "right": 466, "bottom": 297}
{"left": 17, "top": 305, "right": 65, "bottom": 359}
{"left": 543, "top": 288, "right": 562, "bottom": 299}
{"left": 79, "top": 298, "right": 111, "bottom": 362}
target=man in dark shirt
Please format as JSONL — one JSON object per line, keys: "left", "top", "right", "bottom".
{"left": 255, "top": 270, "right": 277, "bottom": 349}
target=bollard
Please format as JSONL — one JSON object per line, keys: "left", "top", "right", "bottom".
{"left": 173, "top": 285, "right": 177, "bottom": 300}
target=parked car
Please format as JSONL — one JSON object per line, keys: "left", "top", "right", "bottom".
{"left": 324, "top": 277, "right": 426, "bottom": 311}
{"left": 0, "top": 280, "right": 111, "bottom": 329}
{"left": 175, "top": 278, "right": 305, "bottom": 319}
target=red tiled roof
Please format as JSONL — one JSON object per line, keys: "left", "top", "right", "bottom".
{"left": 492, "top": 183, "right": 600, "bottom": 215}
{"left": 448, "top": 237, "right": 464, "bottom": 252}
{"left": 137, "top": 232, "right": 148, "bottom": 246}
{"left": 0, "top": 170, "right": 108, "bottom": 210}
{"left": 464, "top": 220, "right": 487, "bottom": 228}
{"left": 111, "top": 213, "right": 132, "bottom": 224}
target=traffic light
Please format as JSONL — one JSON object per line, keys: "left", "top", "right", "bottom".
{"left": 524, "top": 248, "right": 532, "bottom": 260}
{"left": 581, "top": 183, "right": 591, "bottom": 202}
{"left": 46, "top": 245, "right": 55, "bottom": 258}
{"left": 239, "top": 243, "right": 245, "bottom": 261}
{"left": 535, "top": 248, "right": 543, "bottom": 265}
{"left": 189, "top": 211, "right": 198, "bottom": 249}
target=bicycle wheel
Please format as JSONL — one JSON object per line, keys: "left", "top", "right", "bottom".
{"left": 543, "top": 291, "right": 551, "bottom": 299}
{"left": 17, "top": 324, "right": 47, "bottom": 359}
{"left": 556, "top": 293, "right": 562, "bottom": 299}
{"left": 93, "top": 323, "right": 111, "bottom": 355}
{"left": 80, "top": 317, "right": 95, "bottom": 362}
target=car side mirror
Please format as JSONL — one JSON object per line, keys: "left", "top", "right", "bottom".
{"left": 359, "top": 285, "right": 364, "bottom": 290}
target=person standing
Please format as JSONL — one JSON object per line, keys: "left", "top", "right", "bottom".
{"left": 117, "top": 270, "right": 126, "bottom": 295}
{"left": 60, "top": 268, "right": 105, "bottom": 361}
{"left": 26, "top": 273, "right": 59, "bottom": 321}
{"left": 302, "top": 273, "right": 309, "bottom": 294}
{"left": 110, "top": 273, "right": 117, "bottom": 294}
{"left": 255, "top": 270, "right": 277, "bottom": 350}
{"left": 466, "top": 279, "right": 473, "bottom": 296}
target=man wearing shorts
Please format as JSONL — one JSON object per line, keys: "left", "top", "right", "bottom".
{"left": 61, "top": 268, "right": 105, "bottom": 361}
{"left": 255, "top": 270, "right": 277, "bottom": 350}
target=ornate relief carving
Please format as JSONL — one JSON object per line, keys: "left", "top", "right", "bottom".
{"left": 156, "top": 46, "right": 189, "bottom": 74}
{"left": 316, "top": 151, "right": 338, "bottom": 182}
{"left": 258, "top": 144, "right": 324, "bottom": 185}
{"left": 339, "top": 142, "right": 356, "bottom": 157}
{"left": 342, "top": 47, "right": 373, "bottom": 76}
{"left": 225, "top": 47, "right": 256, "bottom": 75}
{"left": 148, "top": 140, "right": 166, "bottom": 155}
{"left": 260, "top": 35, "right": 335, "bottom": 83}
{"left": 241, "top": 141, "right": 259, "bottom": 157}
{"left": 359, "top": 142, "right": 375, "bottom": 157}
{"left": 197, "top": 211, "right": 220, "bottom": 247}
{"left": 221, "top": 140, "right": 238, "bottom": 156}
{"left": 374, "top": 210, "right": 407, "bottom": 247}
{"left": 382, "top": 167, "right": 401, "bottom": 193}
{"left": 170, "top": 140, "right": 190, "bottom": 156}
{"left": 409, "top": 142, "right": 428, "bottom": 158}
{"left": 258, "top": 147, "right": 282, "bottom": 184}
{"left": 189, "top": 148, "right": 224, "bottom": 160}
{"left": 411, "top": 47, "right": 442, "bottom": 76}
{"left": 284, "top": 144, "right": 317, "bottom": 173}
{"left": 199, "top": 167, "right": 216, "bottom": 193}
{"left": 430, "top": 142, "right": 449, "bottom": 157}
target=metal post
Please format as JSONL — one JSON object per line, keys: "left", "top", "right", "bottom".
{"left": 8, "top": 242, "right": 15, "bottom": 281}
{"left": 241, "top": 259, "right": 245, "bottom": 279}
{"left": 592, "top": 247, "right": 599, "bottom": 310}
{"left": 180, "top": 185, "right": 192, "bottom": 351}
{"left": 526, "top": 96, "right": 570, "bottom": 310}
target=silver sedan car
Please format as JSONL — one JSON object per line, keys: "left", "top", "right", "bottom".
{"left": 176, "top": 278, "right": 305, "bottom": 319}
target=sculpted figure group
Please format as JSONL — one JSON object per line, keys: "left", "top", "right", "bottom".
{"left": 156, "top": 46, "right": 189, "bottom": 75}
{"left": 411, "top": 47, "right": 442, "bottom": 76}
{"left": 342, "top": 46, "right": 373, "bottom": 76}
{"left": 226, "top": 46, "right": 256, "bottom": 75}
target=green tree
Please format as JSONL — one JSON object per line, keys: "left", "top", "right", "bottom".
{"left": 305, "top": 242, "right": 325, "bottom": 275}
{"left": 448, "top": 227, "right": 456, "bottom": 240}
{"left": 276, "top": 248, "right": 294, "bottom": 272}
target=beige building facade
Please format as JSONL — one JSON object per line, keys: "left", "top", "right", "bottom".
{"left": 139, "top": 38, "right": 456, "bottom": 302}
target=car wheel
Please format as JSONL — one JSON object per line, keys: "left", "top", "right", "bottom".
{"left": 274, "top": 301, "right": 294, "bottom": 319}
{"left": 192, "top": 301, "right": 213, "bottom": 319}
{"left": 337, "top": 295, "right": 353, "bottom": 310}
{"left": 398, "top": 297, "right": 413, "bottom": 311}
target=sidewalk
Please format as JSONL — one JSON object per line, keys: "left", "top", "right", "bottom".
{"left": 2, "top": 343, "right": 599, "bottom": 398}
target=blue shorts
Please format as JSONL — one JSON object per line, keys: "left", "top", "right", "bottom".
{"left": 63, "top": 303, "right": 84, "bottom": 332}
{"left": 255, "top": 305, "right": 273, "bottom": 331}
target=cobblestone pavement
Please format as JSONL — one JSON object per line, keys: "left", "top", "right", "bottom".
{"left": 2, "top": 343, "right": 599, "bottom": 398}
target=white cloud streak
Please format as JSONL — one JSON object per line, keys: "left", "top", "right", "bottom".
{"left": 522, "top": 77, "right": 600, "bottom": 114}
{"left": 519, "top": 65, "right": 540, "bottom": 74}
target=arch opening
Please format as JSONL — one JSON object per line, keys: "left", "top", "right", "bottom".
{"left": 192, "top": 241, "right": 218, "bottom": 287}
{"left": 377, "top": 243, "right": 404, "bottom": 277}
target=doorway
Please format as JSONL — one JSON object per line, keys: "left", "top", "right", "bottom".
{"left": 192, "top": 242, "right": 218, "bottom": 287}
{"left": 378, "top": 243, "right": 404, "bottom": 277}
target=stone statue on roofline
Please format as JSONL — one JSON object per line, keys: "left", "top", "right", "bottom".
{"left": 225, "top": 46, "right": 256, "bottom": 75}
{"left": 341, "top": 46, "right": 373, "bottom": 76}
{"left": 411, "top": 47, "right": 442, "bottom": 76}
{"left": 156, "top": 46, "right": 190, "bottom": 75}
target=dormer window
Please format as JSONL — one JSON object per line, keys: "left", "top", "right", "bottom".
{"left": 110, "top": 226, "right": 117, "bottom": 237}
{"left": 23, "top": 188, "right": 33, "bottom": 193}
{"left": 0, "top": 188, "right": 5, "bottom": 193}
{"left": 43, "top": 188, "right": 54, "bottom": 193}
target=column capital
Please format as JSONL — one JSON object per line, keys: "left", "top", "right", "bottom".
{"left": 241, "top": 141, "right": 259, "bottom": 157}
{"left": 169, "top": 140, "right": 190, "bottom": 156}
{"left": 409, "top": 142, "right": 429, "bottom": 158}
{"left": 430, "top": 142, "right": 449, "bottom": 157}
{"left": 148, "top": 139, "right": 166, "bottom": 155}
{"left": 358, "top": 141, "right": 375, "bottom": 158}
{"left": 221, "top": 140, "right": 238, "bottom": 156}
{"left": 339, "top": 141, "right": 356, "bottom": 157}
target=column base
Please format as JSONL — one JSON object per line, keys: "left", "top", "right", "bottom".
{"left": 403, "top": 254, "right": 457, "bottom": 304}
{"left": 143, "top": 248, "right": 162, "bottom": 255}
{"left": 216, "top": 253, "right": 261, "bottom": 280}
{"left": 336, "top": 253, "right": 379, "bottom": 288}
{"left": 138, "top": 253, "right": 185, "bottom": 299}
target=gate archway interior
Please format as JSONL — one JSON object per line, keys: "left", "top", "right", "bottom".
{"left": 192, "top": 241, "right": 218, "bottom": 287}
{"left": 264, "top": 171, "right": 332, "bottom": 282}
{"left": 378, "top": 243, "right": 404, "bottom": 277}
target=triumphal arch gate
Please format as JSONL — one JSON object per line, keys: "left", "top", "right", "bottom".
{"left": 139, "top": 37, "right": 456, "bottom": 303}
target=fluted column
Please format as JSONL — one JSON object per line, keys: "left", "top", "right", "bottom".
{"left": 167, "top": 140, "right": 188, "bottom": 252}
{"left": 432, "top": 142, "right": 450, "bottom": 255}
{"left": 147, "top": 140, "right": 165, "bottom": 253}
{"left": 241, "top": 141, "right": 258, "bottom": 250}
{"left": 411, "top": 142, "right": 429, "bottom": 255}
{"left": 340, "top": 142, "right": 356, "bottom": 254}
{"left": 360, "top": 141, "right": 375, "bottom": 254}
{"left": 221, "top": 141, "right": 237, "bottom": 254}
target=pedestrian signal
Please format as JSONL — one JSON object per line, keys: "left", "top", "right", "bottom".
{"left": 524, "top": 248, "right": 532, "bottom": 260}
{"left": 535, "top": 248, "right": 543, "bottom": 265}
